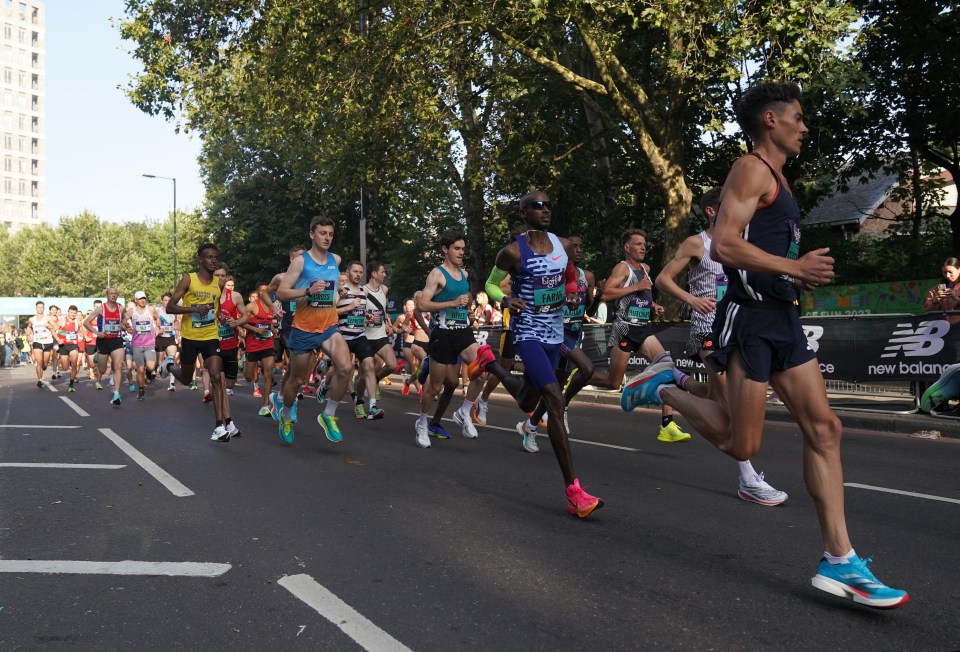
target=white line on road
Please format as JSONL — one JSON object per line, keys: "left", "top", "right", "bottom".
{"left": 279, "top": 574, "right": 413, "bottom": 652}
{"left": 0, "top": 425, "right": 80, "bottom": 429}
{"left": 60, "top": 396, "right": 89, "bottom": 417}
{"left": 0, "top": 560, "right": 231, "bottom": 577}
{"left": 0, "top": 463, "right": 126, "bottom": 469}
{"left": 403, "top": 412, "right": 640, "bottom": 452}
{"left": 41, "top": 379, "right": 58, "bottom": 393}
{"left": 98, "top": 428, "right": 195, "bottom": 498}
{"left": 845, "top": 483, "right": 960, "bottom": 505}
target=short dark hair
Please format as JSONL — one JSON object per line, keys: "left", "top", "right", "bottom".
{"left": 367, "top": 261, "right": 385, "bottom": 279}
{"left": 440, "top": 230, "right": 465, "bottom": 250}
{"left": 161, "top": 292, "right": 172, "bottom": 300}
{"left": 734, "top": 82, "right": 802, "bottom": 139}
{"left": 620, "top": 229, "right": 647, "bottom": 249}
{"left": 68, "top": 305, "right": 78, "bottom": 312}
{"left": 197, "top": 242, "right": 219, "bottom": 257}
{"left": 35, "top": 300, "right": 44, "bottom": 307}
{"left": 700, "top": 188, "right": 722, "bottom": 214}
{"left": 289, "top": 244, "right": 306, "bottom": 255}
{"left": 309, "top": 216, "right": 334, "bottom": 233}
{"left": 346, "top": 260, "right": 364, "bottom": 272}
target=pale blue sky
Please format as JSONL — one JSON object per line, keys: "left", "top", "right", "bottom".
{"left": 44, "top": 1, "right": 204, "bottom": 225}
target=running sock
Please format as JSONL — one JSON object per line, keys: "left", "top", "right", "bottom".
{"left": 661, "top": 415, "right": 674, "bottom": 428}
{"left": 224, "top": 417, "right": 232, "bottom": 426}
{"left": 418, "top": 413, "right": 429, "bottom": 425}
{"left": 652, "top": 351, "right": 672, "bottom": 364}
{"left": 324, "top": 400, "right": 338, "bottom": 417}
{"left": 824, "top": 548, "right": 857, "bottom": 565}
{"left": 459, "top": 398, "right": 474, "bottom": 415}
{"left": 673, "top": 369, "right": 690, "bottom": 389}
{"left": 281, "top": 405, "right": 292, "bottom": 420}
{"left": 351, "top": 392, "right": 360, "bottom": 404}
{"left": 216, "top": 419, "right": 224, "bottom": 427}
{"left": 737, "top": 460, "right": 757, "bottom": 483}
{"left": 369, "top": 398, "right": 377, "bottom": 409}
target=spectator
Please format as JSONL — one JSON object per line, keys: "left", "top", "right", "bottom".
{"left": 923, "top": 257, "right": 960, "bottom": 319}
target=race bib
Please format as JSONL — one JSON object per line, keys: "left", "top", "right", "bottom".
{"left": 192, "top": 308, "right": 215, "bottom": 328}
{"left": 253, "top": 327, "right": 272, "bottom": 340}
{"left": 787, "top": 242, "right": 800, "bottom": 260}
{"left": 346, "top": 313, "right": 366, "bottom": 327}
{"left": 218, "top": 324, "right": 235, "bottom": 339}
{"left": 103, "top": 321, "right": 121, "bottom": 334}
{"left": 627, "top": 297, "right": 651, "bottom": 323}
{"left": 533, "top": 273, "right": 565, "bottom": 313}
{"left": 307, "top": 280, "right": 336, "bottom": 308}
{"left": 443, "top": 307, "right": 469, "bottom": 327}
{"left": 134, "top": 322, "right": 151, "bottom": 334}
{"left": 715, "top": 273, "right": 728, "bottom": 301}
{"left": 288, "top": 300, "right": 297, "bottom": 315}
{"left": 64, "top": 332, "right": 77, "bottom": 342}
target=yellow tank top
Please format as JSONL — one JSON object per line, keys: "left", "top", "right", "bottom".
{"left": 180, "top": 272, "right": 221, "bottom": 341}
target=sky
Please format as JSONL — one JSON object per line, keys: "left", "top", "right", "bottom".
{"left": 44, "top": 1, "right": 204, "bottom": 225}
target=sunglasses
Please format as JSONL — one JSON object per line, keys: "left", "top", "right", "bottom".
{"left": 523, "top": 200, "right": 552, "bottom": 211}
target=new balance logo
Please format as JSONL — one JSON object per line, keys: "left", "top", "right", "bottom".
{"left": 881, "top": 320, "right": 949, "bottom": 358}
{"left": 802, "top": 325, "right": 824, "bottom": 353}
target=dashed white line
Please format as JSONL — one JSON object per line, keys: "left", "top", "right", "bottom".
{"left": 0, "top": 425, "right": 80, "bottom": 429}
{"left": 98, "top": 428, "right": 195, "bottom": 497}
{"left": 845, "top": 483, "right": 960, "bottom": 505}
{"left": 40, "top": 379, "right": 58, "bottom": 393}
{"left": 0, "top": 560, "right": 231, "bottom": 577}
{"left": 279, "top": 574, "right": 413, "bottom": 652}
{"left": 0, "top": 463, "right": 125, "bottom": 469}
{"left": 60, "top": 396, "right": 89, "bottom": 416}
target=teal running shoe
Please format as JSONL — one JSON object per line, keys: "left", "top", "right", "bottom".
{"left": 621, "top": 361, "right": 675, "bottom": 411}
{"left": 811, "top": 556, "right": 909, "bottom": 609}
{"left": 278, "top": 416, "right": 295, "bottom": 444}
{"left": 920, "top": 363, "right": 960, "bottom": 412}
{"left": 315, "top": 381, "right": 329, "bottom": 406}
{"left": 317, "top": 413, "right": 343, "bottom": 443}
{"left": 268, "top": 391, "right": 282, "bottom": 422}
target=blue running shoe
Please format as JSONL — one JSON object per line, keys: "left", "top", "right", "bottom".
{"left": 317, "top": 413, "right": 343, "bottom": 443}
{"left": 811, "top": 556, "right": 909, "bottom": 609}
{"left": 417, "top": 356, "right": 430, "bottom": 384}
{"left": 428, "top": 422, "right": 450, "bottom": 439}
{"left": 268, "top": 391, "right": 282, "bottom": 422}
{"left": 278, "top": 416, "right": 295, "bottom": 444}
{"left": 290, "top": 396, "right": 298, "bottom": 423}
{"left": 920, "top": 362, "right": 960, "bottom": 412}
{"left": 621, "top": 361, "right": 675, "bottom": 411}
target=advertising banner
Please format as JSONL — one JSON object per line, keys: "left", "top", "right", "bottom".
{"left": 800, "top": 279, "right": 938, "bottom": 317}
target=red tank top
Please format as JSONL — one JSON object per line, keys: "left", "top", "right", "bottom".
{"left": 58, "top": 319, "right": 80, "bottom": 345}
{"left": 218, "top": 292, "right": 241, "bottom": 350}
{"left": 245, "top": 300, "right": 275, "bottom": 353}
{"left": 101, "top": 303, "right": 122, "bottom": 339}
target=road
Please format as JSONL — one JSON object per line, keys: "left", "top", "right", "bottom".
{"left": 1, "top": 364, "right": 958, "bottom": 650}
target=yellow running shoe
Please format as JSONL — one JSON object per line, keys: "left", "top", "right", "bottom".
{"left": 657, "top": 420, "right": 692, "bottom": 443}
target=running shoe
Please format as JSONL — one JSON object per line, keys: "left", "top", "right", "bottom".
{"left": 211, "top": 425, "right": 230, "bottom": 442}
{"left": 96, "top": 382, "right": 104, "bottom": 391}
{"left": 466, "top": 344, "right": 496, "bottom": 381}
{"left": 317, "top": 413, "right": 343, "bottom": 443}
{"left": 137, "top": 387, "right": 145, "bottom": 401}
{"left": 402, "top": 381, "right": 411, "bottom": 397}
{"left": 453, "top": 408, "right": 478, "bottom": 439}
{"left": 533, "top": 411, "right": 548, "bottom": 428}
{"left": 290, "top": 397, "right": 298, "bottom": 423}
{"left": 226, "top": 388, "right": 233, "bottom": 396}
{"left": 36, "top": 380, "right": 42, "bottom": 388}
{"left": 278, "top": 416, "right": 295, "bottom": 444}
{"left": 315, "top": 381, "right": 329, "bottom": 406}
{"left": 110, "top": 392, "right": 121, "bottom": 407}
{"left": 226, "top": 421, "right": 241, "bottom": 438}
{"left": 920, "top": 362, "right": 960, "bottom": 412}
{"left": 415, "top": 418, "right": 431, "bottom": 448}
{"left": 811, "top": 556, "right": 909, "bottom": 609}
{"left": 354, "top": 402, "right": 367, "bottom": 419}
{"left": 202, "top": 390, "right": 212, "bottom": 404}
{"left": 253, "top": 385, "right": 262, "bottom": 398}
{"left": 621, "top": 361, "right": 676, "bottom": 411}
{"left": 426, "top": 422, "right": 449, "bottom": 438}
{"left": 657, "top": 421, "right": 692, "bottom": 443}
{"left": 159, "top": 356, "right": 175, "bottom": 378}
{"left": 167, "top": 382, "right": 174, "bottom": 392}
{"left": 268, "top": 391, "right": 282, "bottom": 422}
{"left": 129, "top": 383, "right": 136, "bottom": 393}
{"left": 68, "top": 383, "right": 76, "bottom": 393}
{"left": 367, "top": 405, "right": 385, "bottom": 420}
{"left": 516, "top": 420, "right": 538, "bottom": 453}
{"left": 737, "top": 472, "right": 788, "bottom": 506}
{"left": 190, "top": 381, "right": 198, "bottom": 391}
{"left": 417, "top": 356, "right": 430, "bottom": 384}
{"left": 381, "top": 377, "right": 391, "bottom": 386}
{"left": 297, "top": 390, "right": 304, "bottom": 401}
{"left": 566, "top": 478, "right": 603, "bottom": 518}
{"left": 258, "top": 406, "right": 272, "bottom": 417}
{"left": 472, "top": 398, "right": 488, "bottom": 425}
{"left": 302, "top": 385, "right": 314, "bottom": 395}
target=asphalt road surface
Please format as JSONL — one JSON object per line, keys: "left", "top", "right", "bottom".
{"left": 1, "top": 364, "right": 958, "bottom": 650}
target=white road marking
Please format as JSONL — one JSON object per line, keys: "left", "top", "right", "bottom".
{"left": 60, "top": 396, "right": 90, "bottom": 416}
{"left": 41, "top": 379, "right": 58, "bottom": 393}
{"left": 0, "top": 560, "right": 230, "bottom": 577}
{"left": 845, "top": 483, "right": 960, "bottom": 505}
{"left": 0, "top": 463, "right": 126, "bottom": 469}
{"left": 403, "top": 412, "right": 640, "bottom": 452}
{"left": 98, "top": 428, "right": 195, "bottom": 497}
{"left": 0, "top": 425, "right": 80, "bottom": 429}
{"left": 279, "top": 574, "right": 412, "bottom": 652}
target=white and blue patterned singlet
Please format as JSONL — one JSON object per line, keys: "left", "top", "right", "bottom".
{"left": 511, "top": 232, "right": 567, "bottom": 345}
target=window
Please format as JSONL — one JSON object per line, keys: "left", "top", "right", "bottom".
{"left": 3, "top": 157, "right": 10, "bottom": 172}
{"left": 4, "top": 178, "right": 11, "bottom": 193}
{"left": 3, "top": 134, "right": 10, "bottom": 149}
{"left": 17, "top": 179, "right": 24, "bottom": 195}
{"left": 3, "top": 69, "right": 10, "bottom": 84}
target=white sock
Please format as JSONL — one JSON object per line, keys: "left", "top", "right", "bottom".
{"left": 324, "top": 401, "right": 338, "bottom": 418}
{"left": 824, "top": 548, "right": 856, "bottom": 565}
{"left": 418, "top": 413, "right": 429, "bottom": 425}
{"left": 280, "top": 406, "right": 292, "bottom": 420}
{"left": 476, "top": 397, "right": 487, "bottom": 407}
{"left": 737, "top": 460, "right": 757, "bottom": 483}
{"left": 458, "top": 398, "right": 473, "bottom": 415}
{"left": 369, "top": 398, "right": 376, "bottom": 409}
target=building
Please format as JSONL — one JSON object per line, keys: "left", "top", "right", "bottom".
{"left": 0, "top": 0, "right": 42, "bottom": 233}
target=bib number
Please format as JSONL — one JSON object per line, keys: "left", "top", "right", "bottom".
{"left": 218, "top": 325, "right": 235, "bottom": 339}
{"left": 443, "top": 307, "right": 469, "bottom": 327}
{"left": 307, "top": 281, "right": 336, "bottom": 308}
{"left": 134, "top": 322, "right": 151, "bottom": 334}
{"left": 627, "top": 297, "right": 651, "bottom": 323}
{"left": 715, "top": 273, "right": 728, "bottom": 301}
{"left": 192, "top": 308, "right": 215, "bottom": 328}
{"left": 103, "top": 321, "right": 121, "bottom": 334}
{"left": 346, "top": 314, "right": 366, "bottom": 327}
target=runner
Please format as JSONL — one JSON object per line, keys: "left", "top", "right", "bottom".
{"left": 83, "top": 301, "right": 101, "bottom": 387}
{"left": 519, "top": 234, "right": 596, "bottom": 448}
{"left": 623, "top": 82, "right": 907, "bottom": 607}
{"left": 413, "top": 230, "right": 486, "bottom": 447}
{"left": 212, "top": 265, "right": 243, "bottom": 436}
{"left": 158, "top": 243, "right": 234, "bottom": 442}
{"left": 334, "top": 261, "right": 382, "bottom": 420}
{"left": 126, "top": 290, "right": 160, "bottom": 401}
{"left": 476, "top": 191, "right": 602, "bottom": 518}
{"left": 48, "top": 305, "right": 62, "bottom": 379}
{"left": 399, "top": 296, "right": 430, "bottom": 398}
{"left": 267, "top": 245, "right": 306, "bottom": 393}
{"left": 82, "top": 288, "right": 127, "bottom": 406}
{"left": 26, "top": 301, "right": 55, "bottom": 387}
{"left": 588, "top": 228, "right": 693, "bottom": 443}
{"left": 360, "top": 260, "right": 394, "bottom": 419}
{"left": 243, "top": 281, "right": 278, "bottom": 417}
{"left": 655, "top": 188, "right": 788, "bottom": 505}
{"left": 155, "top": 292, "right": 180, "bottom": 392}
{"left": 271, "top": 216, "right": 353, "bottom": 444}
{"left": 55, "top": 305, "right": 83, "bottom": 392}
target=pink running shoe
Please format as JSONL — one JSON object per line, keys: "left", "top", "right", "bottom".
{"left": 566, "top": 478, "right": 603, "bottom": 518}
{"left": 467, "top": 344, "right": 496, "bottom": 381}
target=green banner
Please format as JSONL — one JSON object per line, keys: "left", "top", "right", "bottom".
{"left": 800, "top": 279, "right": 939, "bottom": 316}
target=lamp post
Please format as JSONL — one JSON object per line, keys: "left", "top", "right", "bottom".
{"left": 142, "top": 174, "right": 177, "bottom": 286}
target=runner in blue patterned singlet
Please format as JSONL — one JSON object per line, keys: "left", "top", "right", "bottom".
{"left": 478, "top": 191, "right": 603, "bottom": 519}
{"left": 628, "top": 83, "right": 907, "bottom": 608}
{"left": 656, "top": 188, "right": 787, "bottom": 506}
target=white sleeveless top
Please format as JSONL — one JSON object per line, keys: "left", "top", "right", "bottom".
{"left": 688, "top": 231, "right": 725, "bottom": 336}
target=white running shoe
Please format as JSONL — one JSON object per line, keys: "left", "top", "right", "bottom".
{"left": 415, "top": 419, "right": 431, "bottom": 448}
{"left": 226, "top": 421, "right": 241, "bottom": 438}
{"left": 210, "top": 425, "right": 230, "bottom": 442}
{"left": 738, "top": 472, "right": 788, "bottom": 506}
{"left": 516, "top": 420, "right": 539, "bottom": 453}
{"left": 453, "top": 408, "right": 478, "bottom": 439}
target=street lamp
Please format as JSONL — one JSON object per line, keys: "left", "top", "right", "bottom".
{"left": 142, "top": 174, "right": 177, "bottom": 286}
